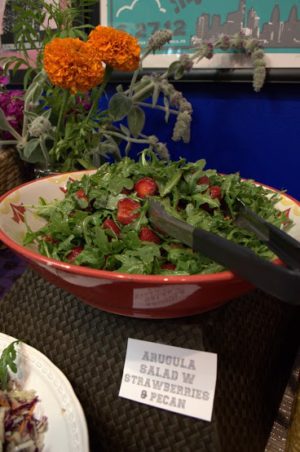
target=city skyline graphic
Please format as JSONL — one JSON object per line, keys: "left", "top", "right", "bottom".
{"left": 195, "top": 0, "right": 300, "bottom": 49}
{"left": 110, "top": 0, "right": 300, "bottom": 51}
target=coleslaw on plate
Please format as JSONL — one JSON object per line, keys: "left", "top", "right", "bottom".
{"left": 0, "top": 341, "right": 48, "bottom": 452}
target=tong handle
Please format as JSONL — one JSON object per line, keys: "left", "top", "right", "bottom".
{"left": 193, "top": 227, "right": 300, "bottom": 305}
{"left": 236, "top": 204, "right": 300, "bottom": 270}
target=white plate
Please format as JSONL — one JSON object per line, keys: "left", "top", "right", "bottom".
{"left": 0, "top": 333, "right": 89, "bottom": 452}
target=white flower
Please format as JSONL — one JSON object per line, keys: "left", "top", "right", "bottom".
{"left": 29, "top": 116, "right": 52, "bottom": 137}
{"left": 148, "top": 30, "right": 173, "bottom": 51}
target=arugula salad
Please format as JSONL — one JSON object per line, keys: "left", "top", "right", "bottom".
{"left": 24, "top": 151, "right": 291, "bottom": 275}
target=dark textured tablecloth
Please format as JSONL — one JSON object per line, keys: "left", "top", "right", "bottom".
{"left": 0, "top": 245, "right": 27, "bottom": 298}
{"left": 0, "top": 268, "right": 300, "bottom": 452}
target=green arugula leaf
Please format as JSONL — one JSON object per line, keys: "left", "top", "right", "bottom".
{"left": 0, "top": 341, "right": 20, "bottom": 390}
{"left": 24, "top": 151, "right": 293, "bottom": 276}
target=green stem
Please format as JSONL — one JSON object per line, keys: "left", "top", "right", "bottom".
{"left": 104, "top": 131, "right": 153, "bottom": 145}
{"left": 131, "top": 80, "right": 155, "bottom": 102}
{"left": 55, "top": 89, "right": 69, "bottom": 142}
{"left": 22, "top": 112, "right": 28, "bottom": 138}
{"left": 0, "top": 140, "right": 18, "bottom": 145}
{"left": 4, "top": 127, "right": 22, "bottom": 142}
{"left": 86, "top": 65, "right": 114, "bottom": 121}
{"left": 128, "top": 48, "right": 153, "bottom": 97}
{"left": 136, "top": 101, "right": 179, "bottom": 115}
{"left": 128, "top": 67, "right": 141, "bottom": 97}
{"left": 22, "top": 70, "right": 47, "bottom": 137}
{"left": 39, "top": 138, "right": 50, "bottom": 169}
{"left": 140, "top": 47, "right": 153, "bottom": 62}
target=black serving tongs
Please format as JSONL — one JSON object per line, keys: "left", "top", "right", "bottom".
{"left": 148, "top": 199, "right": 300, "bottom": 305}
{"left": 234, "top": 198, "right": 300, "bottom": 270}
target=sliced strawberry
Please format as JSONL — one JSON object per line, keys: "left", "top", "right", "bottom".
{"left": 209, "top": 185, "right": 222, "bottom": 199}
{"left": 161, "top": 262, "right": 176, "bottom": 270}
{"left": 197, "top": 175, "right": 210, "bottom": 185}
{"left": 134, "top": 177, "right": 158, "bottom": 198}
{"left": 139, "top": 226, "right": 161, "bottom": 244}
{"left": 103, "top": 218, "right": 121, "bottom": 236}
{"left": 75, "top": 188, "right": 88, "bottom": 200}
{"left": 117, "top": 198, "right": 141, "bottom": 225}
{"left": 66, "top": 246, "right": 83, "bottom": 262}
{"left": 44, "top": 234, "right": 58, "bottom": 244}
{"left": 281, "top": 208, "right": 291, "bottom": 226}
{"left": 74, "top": 188, "right": 89, "bottom": 208}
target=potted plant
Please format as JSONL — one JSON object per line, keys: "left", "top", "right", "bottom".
{"left": 0, "top": 0, "right": 266, "bottom": 177}
{"left": 0, "top": 68, "right": 25, "bottom": 194}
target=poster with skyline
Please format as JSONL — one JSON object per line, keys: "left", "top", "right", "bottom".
{"left": 100, "top": 0, "right": 300, "bottom": 68}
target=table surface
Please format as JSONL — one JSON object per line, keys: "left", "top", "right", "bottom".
{"left": 0, "top": 247, "right": 300, "bottom": 452}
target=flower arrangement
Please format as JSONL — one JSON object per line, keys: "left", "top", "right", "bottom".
{"left": 0, "top": 68, "right": 24, "bottom": 141}
{"left": 0, "top": 0, "right": 266, "bottom": 173}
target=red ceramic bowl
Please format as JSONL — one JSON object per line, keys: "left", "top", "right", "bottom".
{"left": 1, "top": 171, "right": 300, "bottom": 318}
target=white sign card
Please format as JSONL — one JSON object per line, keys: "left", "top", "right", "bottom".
{"left": 119, "top": 338, "right": 217, "bottom": 421}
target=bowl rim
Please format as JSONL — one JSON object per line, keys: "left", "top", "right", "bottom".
{"left": 1, "top": 171, "right": 299, "bottom": 285}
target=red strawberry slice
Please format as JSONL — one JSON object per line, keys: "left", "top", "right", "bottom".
{"left": 74, "top": 188, "right": 89, "bottom": 208}
{"left": 75, "top": 188, "right": 88, "bottom": 200}
{"left": 103, "top": 218, "right": 121, "bottom": 236}
{"left": 161, "top": 262, "right": 176, "bottom": 270}
{"left": 139, "top": 226, "right": 161, "bottom": 244}
{"left": 44, "top": 234, "right": 58, "bottom": 244}
{"left": 209, "top": 185, "right": 222, "bottom": 199}
{"left": 66, "top": 246, "right": 83, "bottom": 262}
{"left": 197, "top": 175, "right": 210, "bottom": 185}
{"left": 281, "top": 208, "right": 291, "bottom": 226}
{"left": 117, "top": 198, "right": 141, "bottom": 225}
{"left": 134, "top": 177, "right": 158, "bottom": 198}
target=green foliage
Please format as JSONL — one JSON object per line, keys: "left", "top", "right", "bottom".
{"left": 24, "top": 150, "right": 289, "bottom": 275}
{"left": 0, "top": 108, "right": 15, "bottom": 132}
{"left": 0, "top": 341, "right": 20, "bottom": 390}
{"left": 127, "top": 106, "right": 145, "bottom": 138}
{"left": 108, "top": 93, "right": 134, "bottom": 121}
{"left": 0, "top": 0, "right": 266, "bottom": 172}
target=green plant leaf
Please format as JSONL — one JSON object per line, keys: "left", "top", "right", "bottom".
{"left": 41, "top": 108, "right": 52, "bottom": 120}
{"left": 127, "top": 106, "right": 145, "bottom": 137}
{"left": 108, "top": 93, "right": 133, "bottom": 120}
{"left": 0, "top": 108, "right": 15, "bottom": 132}
{"left": 22, "top": 138, "right": 41, "bottom": 162}
{"left": 174, "top": 65, "right": 185, "bottom": 80}
{"left": 167, "top": 61, "right": 182, "bottom": 77}
{"left": 23, "top": 67, "right": 36, "bottom": 89}
{"left": 119, "top": 124, "right": 131, "bottom": 136}
{"left": 151, "top": 83, "right": 160, "bottom": 107}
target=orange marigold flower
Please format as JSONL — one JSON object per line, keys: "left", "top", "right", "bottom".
{"left": 44, "top": 37, "right": 105, "bottom": 94}
{"left": 88, "top": 26, "right": 141, "bottom": 72}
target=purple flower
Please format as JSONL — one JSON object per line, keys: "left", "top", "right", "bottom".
{"left": 0, "top": 67, "right": 9, "bottom": 87}
{"left": 0, "top": 92, "right": 9, "bottom": 108}
{"left": 0, "top": 88, "right": 24, "bottom": 139}
{"left": 10, "top": 89, "right": 24, "bottom": 98}
{"left": 6, "top": 102, "right": 22, "bottom": 117}
{"left": 76, "top": 94, "right": 92, "bottom": 111}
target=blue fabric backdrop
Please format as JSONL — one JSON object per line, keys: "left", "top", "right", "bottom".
{"left": 137, "top": 81, "right": 300, "bottom": 200}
